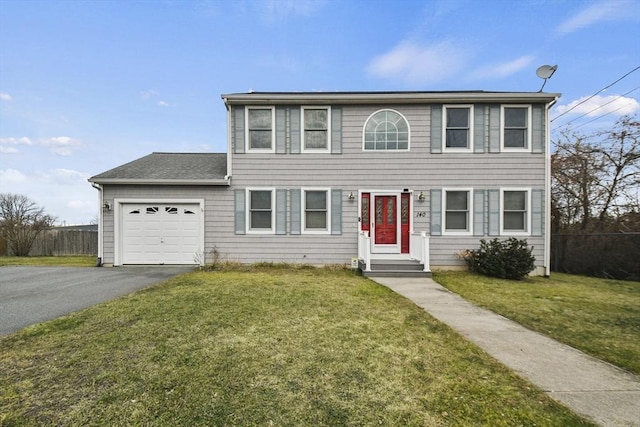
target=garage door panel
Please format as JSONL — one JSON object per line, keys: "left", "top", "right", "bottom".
{"left": 121, "top": 203, "right": 201, "bottom": 265}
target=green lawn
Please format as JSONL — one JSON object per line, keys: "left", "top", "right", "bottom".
{"left": 0, "top": 256, "right": 95, "bottom": 267}
{"left": 433, "top": 271, "right": 640, "bottom": 375}
{"left": 0, "top": 267, "right": 592, "bottom": 426}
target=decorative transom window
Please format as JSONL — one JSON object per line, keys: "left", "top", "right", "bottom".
{"left": 363, "top": 109, "right": 409, "bottom": 150}
{"left": 302, "top": 107, "right": 330, "bottom": 151}
{"left": 246, "top": 107, "right": 274, "bottom": 151}
{"left": 248, "top": 189, "right": 273, "bottom": 232}
{"left": 502, "top": 106, "right": 531, "bottom": 150}
{"left": 444, "top": 190, "right": 471, "bottom": 234}
{"left": 303, "top": 189, "right": 329, "bottom": 233}
{"left": 444, "top": 105, "right": 472, "bottom": 151}
{"left": 502, "top": 189, "right": 530, "bottom": 234}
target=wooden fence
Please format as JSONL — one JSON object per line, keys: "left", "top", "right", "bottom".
{"left": 0, "top": 230, "right": 98, "bottom": 256}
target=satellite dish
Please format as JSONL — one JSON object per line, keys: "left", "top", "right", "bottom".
{"left": 536, "top": 65, "right": 558, "bottom": 91}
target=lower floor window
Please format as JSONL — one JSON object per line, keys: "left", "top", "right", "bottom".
{"left": 249, "top": 190, "right": 273, "bottom": 231}
{"left": 503, "top": 190, "right": 528, "bottom": 232}
{"left": 304, "top": 190, "right": 328, "bottom": 231}
{"left": 445, "top": 190, "right": 470, "bottom": 232}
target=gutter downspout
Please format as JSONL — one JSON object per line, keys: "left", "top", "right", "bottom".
{"left": 544, "top": 96, "right": 559, "bottom": 277}
{"left": 90, "top": 182, "right": 103, "bottom": 266}
{"left": 224, "top": 97, "right": 232, "bottom": 185}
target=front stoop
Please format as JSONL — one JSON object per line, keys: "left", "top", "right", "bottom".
{"left": 359, "top": 259, "right": 432, "bottom": 278}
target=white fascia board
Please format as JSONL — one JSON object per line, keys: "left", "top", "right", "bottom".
{"left": 222, "top": 92, "right": 561, "bottom": 106}
{"left": 88, "top": 178, "right": 230, "bottom": 186}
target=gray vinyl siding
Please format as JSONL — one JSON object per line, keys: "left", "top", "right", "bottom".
{"left": 100, "top": 185, "right": 232, "bottom": 266}
{"left": 227, "top": 103, "right": 549, "bottom": 269}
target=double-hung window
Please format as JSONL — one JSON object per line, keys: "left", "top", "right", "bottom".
{"left": 246, "top": 107, "right": 274, "bottom": 152}
{"left": 444, "top": 105, "right": 472, "bottom": 151}
{"left": 444, "top": 189, "right": 471, "bottom": 234}
{"left": 363, "top": 109, "right": 409, "bottom": 150}
{"left": 302, "top": 107, "right": 330, "bottom": 152}
{"left": 248, "top": 189, "right": 274, "bottom": 232}
{"left": 501, "top": 189, "right": 530, "bottom": 234}
{"left": 502, "top": 106, "right": 531, "bottom": 151}
{"left": 303, "top": 189, "right": 330, "bottom": 233}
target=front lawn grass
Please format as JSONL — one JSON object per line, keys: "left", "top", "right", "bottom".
{"left": 0, "top": 267, "right": 592, "bottom": 426}
{"left": 0, "top": 256, "right": 95, "bottom": 267}
{"left": 433, "top": 271, "right": 640, "bottom": 375}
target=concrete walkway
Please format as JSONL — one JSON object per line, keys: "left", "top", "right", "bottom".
{"left": 372, "top": 277, "right": 640, "bottom": 427}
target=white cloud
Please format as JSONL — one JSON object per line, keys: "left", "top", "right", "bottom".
{"left": 0, "top": 137, "right": 32, "bottom": 154}
{"left": 0, "top": 93, "right": 12, "bottom": 101}
{"left": 556, "top": 0, "right": 638, "bottom": 35}
{"left": 140, "top": 89, "right": 159, "bottom": 100}
{"left": 367, "top": 40, "right": 469, "bottom": 85}
{"left": 0, "top": 136, "right": 32, "bottom": 145}
{"left": 0, "top": 146, "right": 18, "bottom": 154}
{"left": 260, "top": 0, "right": 327, "bottom": 21}
{"left": 0, "top": 168, "right": 96, "bottom": 225}
{"left": 554, "top": 95, "right": 640, "bottom": 117}
{"left": 0, "top": 168, "right": 28, "bottom": 184}
{"left": 471, "top": 55, "right": 536, "bottom": 80}
{"left": 157, "top": 100, "right": 170, "bottom": 107}
{"left": 39, "top": 136, "right": 83, "bottom": 156}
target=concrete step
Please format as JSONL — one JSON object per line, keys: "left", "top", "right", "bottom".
{"left": 364, "top": 270, "right": 432, "bottom": 278}
{"left": 359, "top": 260, "right": 431, "bottom": 278}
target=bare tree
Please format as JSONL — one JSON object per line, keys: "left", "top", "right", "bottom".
{"left": 0, "top": 193, "right": 56, "bottom": 256}
{"left": 552, "top": 115, "right": 640, "bottom": 230}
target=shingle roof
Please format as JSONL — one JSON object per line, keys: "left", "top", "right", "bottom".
{"left": 89, "top": 152, "right": 228, "bottom": 185}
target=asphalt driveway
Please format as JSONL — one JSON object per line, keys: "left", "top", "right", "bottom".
{"left": 0, "top": 266, "right": 194, "bottom": 336}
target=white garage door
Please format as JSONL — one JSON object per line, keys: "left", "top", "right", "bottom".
{"left": 121, "top": 203, "right": 201, "bottom": 265}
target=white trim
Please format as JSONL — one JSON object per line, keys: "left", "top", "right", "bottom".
{"left": 442, "top": 188, "right": 473, "bottom": 235}
{"left": 362, "top": 109, "right": 411, "bottom": 151}
{"left": 113, "top": 198, "right": 205, "bottom": 266}
{"left": 301, "top": 106, "right": 331, "bottom": 153}
{"left": 245, "top": 106, "right": 275, "bottom": 153}
{"left": 501, "top": 105, "right": 532, "bottom": 152}
{"left": 500, "top": 188, "right": 531, "bottom": 236}
{"left": 442, "top": 105, "right": 474, "bottom": 153}
{"left": 246, "top": 188, "right": 275, "bottom": 234}
{"left": 301, "top": 188, "right": 331, "bottom": 234}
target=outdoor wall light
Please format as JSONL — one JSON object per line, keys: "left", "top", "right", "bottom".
{"left": 347, "top": 192, "right": 355, "bottom": 201}
{"left": 103, "top": 202, "right": 112, "bottom": 211}
{"left": 418, "top": 192, "right": 425, "bottom": 202}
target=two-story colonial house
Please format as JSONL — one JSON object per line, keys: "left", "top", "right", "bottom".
{"left": 89, "top": 91, "right": 559, "bottom": 276}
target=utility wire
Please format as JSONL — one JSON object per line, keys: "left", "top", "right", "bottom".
{"left": 573, "top": 102, "right": 636, "bottom": 130}
{"left": 557, "top": 86, "right": 640, "bottom": 127}
{"left": 551, "top": 65, "right": 640, "bottom": 122}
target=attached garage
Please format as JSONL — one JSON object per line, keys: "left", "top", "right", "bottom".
{"left": 119, "top": 201, "right": 203, "bottom": 265}
{"left": 88, "top": 152, "right": 229, "bottom": 267}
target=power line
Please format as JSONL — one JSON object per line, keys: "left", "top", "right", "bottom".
{"left": 551, "top": 65, "right": 640, "bottom": 123}
{"left": 572, "top": 102, "right": 636, "bottom": 130}
{"left": 557, "top": 86, "right": 640, "bottom": 127}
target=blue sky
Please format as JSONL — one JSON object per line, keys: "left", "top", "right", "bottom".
{"left": 1, "top": 0, "right": 639, "bottom": 225}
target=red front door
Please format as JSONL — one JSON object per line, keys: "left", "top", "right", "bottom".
{"left": 374, "top": 195, "right": 397, "bottom": 245}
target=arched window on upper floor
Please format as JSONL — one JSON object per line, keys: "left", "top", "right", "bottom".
{"left": 363, "top": 109, "right": 410, "bottom": 151}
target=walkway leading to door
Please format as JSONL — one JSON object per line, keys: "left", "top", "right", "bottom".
{"left": 372, "top": 276, "right": 640, "bottom": 427}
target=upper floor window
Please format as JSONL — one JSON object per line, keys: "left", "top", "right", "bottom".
{"left": 502, "top": 106, "right": 531, "bottom": 151}
{"left": 501, "top": 189, "right": 530, "bottom": 235}
{"left": 302, "top": 107, "right": 330, "bottom": 152}
{"left": 444, "top": 189, "right": 472, "bottom": 234}
{"left": 444, "top": 106, "right": 473, "bottom": 151}
{"left": 363, "top": 109, "right": 409, "bottom": 151}
{"left": 246, "top": 107, "right": 274, "bottom": 152}
{"left": 248, "top": 189, "right": 274, "bottom": 232}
